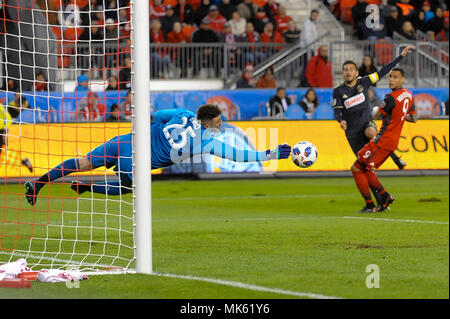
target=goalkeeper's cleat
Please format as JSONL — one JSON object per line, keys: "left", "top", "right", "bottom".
{"left": 378, "top": 194, "right": 395, "bottom": 212}
{"left": 21, "top": 158, "right": 33, "bottom": 173}
{"left": 70, "top": 181, "right": 91, "bottom": 195}
{"left": 24, "top": 181, "right": 37, "bottom": 206}
{"left": 357, "top": 203, "right": 379, "bottom": 213}
{"left": 393, "top": 157, "right": 406, "bottom": 170}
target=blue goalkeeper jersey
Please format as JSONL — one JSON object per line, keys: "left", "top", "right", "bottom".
{"left": 87, "top": 108, "right": 269, "bottom": 180}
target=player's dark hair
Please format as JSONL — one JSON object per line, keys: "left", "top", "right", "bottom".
{"left": 342, "top": 60, "right": 358, "bottom": 70}
{"left": 196, "top": 104, "right": 222, "bottom": 122}
{"left": 391, "top": 67, "right": 404, "bottom": 77}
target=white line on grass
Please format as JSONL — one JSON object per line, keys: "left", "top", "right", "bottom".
{"left": 153, "top": 272, "right": 343, "bottom": 299}
{"left": 343, "top": 216, "right": 449, "bottom": 225}
{"left": 153, "top": 192, "right": 445, "bottom": 201}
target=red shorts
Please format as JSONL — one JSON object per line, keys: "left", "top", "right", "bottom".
{"left": 356, "top": 141, "right": 392, "bottom": 170}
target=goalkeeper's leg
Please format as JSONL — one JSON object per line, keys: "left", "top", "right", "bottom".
{"left": 71, "top": 173, "right": 132, "bottom": 196}
{"left": 25, "top": 157, "right": 93, "bottom": 206}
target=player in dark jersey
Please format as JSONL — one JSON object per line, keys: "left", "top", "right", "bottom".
{"left": 333, "top": 45, "right": 414, "bottom": 207}
{"left": 351, "top": 67, "right": 418, "bottom": 212}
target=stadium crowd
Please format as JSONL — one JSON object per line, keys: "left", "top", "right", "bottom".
{"left": 2, "top": 0, "right": 448, "bottom": 122}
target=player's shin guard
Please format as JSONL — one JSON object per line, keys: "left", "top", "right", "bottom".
{"left": 35, "top": 158, "right": 79, "bottom": 194}
{"left": 370, "top": 186, "right": 383, "bottom": 206}
{"left": 363, "top": 169, "right": 386, "bottom": 195}
{"left": 352, "top": 170, "right": 374, "bottom": 206}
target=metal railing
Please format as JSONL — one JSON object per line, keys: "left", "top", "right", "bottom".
{"left": 57, "top": 40, "right": 449, "bottom": 88}
{"left": 72, "top": 42, "right": 291, "bottom": 81}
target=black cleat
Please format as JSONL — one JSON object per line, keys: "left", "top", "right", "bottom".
{"left": 24, "top": 181, "right": 37, "bottom": 206}
{"left": 70, "top": 181, "right": 91, "bottom": 195}
{"left": 357, "top": 205, "right": 379, "bottom": 213}
{"left": 379, "top": 194, "right": 395, "bottom": 212}
{"left": 21, "top": 158, "right": 33, "bottom": 173}
{"left": 393, "top": 157, "right": 406, "bottom": 170}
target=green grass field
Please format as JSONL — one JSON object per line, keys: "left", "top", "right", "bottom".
{"left": 0, "top": 176, "right": 448, "bottom": 299}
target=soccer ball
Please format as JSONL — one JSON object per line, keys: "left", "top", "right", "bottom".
{"left": 291, "top": 141, "right": 318, "bottom": 168}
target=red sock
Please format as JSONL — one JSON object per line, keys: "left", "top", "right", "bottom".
{"left": 363, "top": 169, "right": 385, "bottom": 194}
{"left": 352, "top": 170, "right": 373, "bottom": 204}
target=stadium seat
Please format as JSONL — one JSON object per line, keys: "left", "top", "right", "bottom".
{"left": 340, "top": 0, "right": 356, "bottom": 25}
{"left": 375, "top": 39, "right": 394, "bottom": 65}
{"left": 312, "top": 103, "right": 334, "bottom": 120}
{"left": 154, "top": 93, "right": 177, "bottom": 110}
{"left": 284, "top": 105, "right": 307, "bottom": 120}
{"left": 184, "top": 92, "right": 205, "bottom": 113}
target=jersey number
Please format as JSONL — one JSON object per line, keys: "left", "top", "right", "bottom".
{"left": 401, "top": 99, "right": 409, "bottom": 121}
{"left": 163, "top": 116, "right": 196, "bottom": 149}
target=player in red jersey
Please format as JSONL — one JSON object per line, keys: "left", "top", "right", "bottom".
{"left": 351, "top": 67, "right": 418, "bottom": 213}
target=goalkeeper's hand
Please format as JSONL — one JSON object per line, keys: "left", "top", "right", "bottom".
{"left": 266, "top": 143, "right": 291, "bottom": 160}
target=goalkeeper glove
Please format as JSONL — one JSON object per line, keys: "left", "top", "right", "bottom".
{"left": 266, "top": 143, "right": 291, "bottom": 160}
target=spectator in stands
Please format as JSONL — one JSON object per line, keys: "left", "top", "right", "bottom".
{"left": 269, "top": 87, "right": 289, "bottom": 117}
{"left": 260, "top": 22, "right": 284, "bottom": 55}
{"left": 174, "top": 0, "right": 195, "bottom": 24}
{"left": 6, "top": 79, "right": 18, "bottom": 92}
{"left": 207, "top": 5, "right": 227, "bottom": 33}
{"left": 253, "top": 7, "right": 272, "bottom": 34}
{"left": 194, "top": 0, "right": 211, "bottom": 26}
{"left": 150, "top": 19, "right": 171, "bottom": 78}
{"left": 191, "top": 17, "right": 220, "bottom": 77}
{"left": 120, "top": 90, "right": 132, "bottom": 118}
{"left": 299, "top": 9, "right": 319, "bottom": 48}
{"left": 161, "top": 5, "right": 179, "bottom": 36}
{"left": 436, "top": 16, "right": 448, "bottom": 41}
{"left": 304, "top": 45, "right": 333, "bottom": 88}
{"left": 237, "top": 0, "right": 258, "bottom": 22}
{"left": 188, "top": 0, "right": 202, "bottom": 10}
{"left": 367, "top": 87, "right": 383, "bottom": 109}
{"left": 411, "top": 10, "right": 427, "bottom": 33}
{"left": 105, "top": 0, "right": 119, "bottom": 20}
{"left": 34, "top": 72, "right": 47, "bottom": 92}
{"left": 219, "top": 21, "right": 240, "bottom": 74}
{"left": 396, "top": 0, "right": 415, "bottom": 20}
{"left": 219, "top": 0, "right": 237, "bottom": 21}
{"left": 77, "top": 74, "right": 90, "bottom": 91}
{"left": 385, "top": 5, "right": 404, "bottom": 38}
{"left": 274, "top": 4, "right": 293, "bottom": 34}
{"left": 118, "top": 8, "right": 131, "bottom": 38}
{"left": 400, "top": 20, "right": 417, "bottom": 39}
{"left": 240, "top": 22, "right": 265, "bottom": 66}
{"left": 236, "top": 64, "right": 256, "bottom": 88}
{"left": 78, "top": 20, "right": 104, "bottom": 70}
{"left": 352, "top": 0, "right": 369, "bottom": 40}
{"left": 119, "top": 55, "right": 131, "bottom": 90}
{"left": 229, "top": 10, "right": 246, "bottom": 36}
{"left": 283, "top": 20, "right": 301, "bottom": 44}
{"left": 256, "top": 68, "right": 277, "bottom": 89}
{"left": 358, "top": 55, "right": 378, "bottom": 78}
{"left": 106, "top": 75, "right": 119, "bottom": 91}
{"left": 7, "top": 93, "right": 30, "bottom": 119}
{"left": 298, "top": 88, "right": 319, "bottom": 119}
{"left": 76, "top": 91, "right": 106, "bottom": 122}
{"left": 425, "top": 6, "right": 444, "bottom": 36}
{"left": 168, "top": 21, "right": 190, "bottom": 77}
{"left": 150, "top": 0, "right": 167, "bottom": 20}
{"left": 105, "top": 103, "right": 130, "bottom": 122}
{"left": 422, "top": 1, "right": 435, "bottom": 23}
{"left": 263, "top": 0, "right": 280, "bottom": 23}
{"left": 105, "top": 18, "right": 119, "bottom": 43}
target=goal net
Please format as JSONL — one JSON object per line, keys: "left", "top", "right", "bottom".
{"left": 0, "top": 0, "right": 144, "bottom": 273}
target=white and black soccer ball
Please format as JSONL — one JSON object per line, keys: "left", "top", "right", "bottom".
{"left": 291, "top": 141, "right": 318, "bottom": 168}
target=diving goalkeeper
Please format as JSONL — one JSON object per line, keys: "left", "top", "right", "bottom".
{"left": 25, "top": 104, "right": 291, "bottom": 205}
